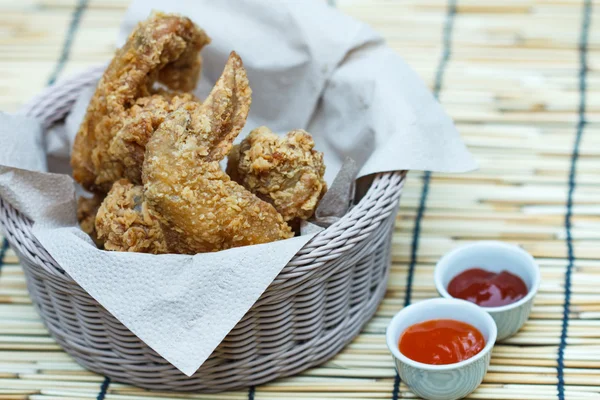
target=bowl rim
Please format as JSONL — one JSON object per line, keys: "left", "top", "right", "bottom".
{"left": 434, "top": 241, "right": 541, "bottom": 313}
{"left": 385, "top": 298, "right": 497, "bottom": 371}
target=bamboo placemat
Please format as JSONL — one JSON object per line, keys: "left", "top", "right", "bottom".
{"left": 1, "top": 0, "right": 599, "bottom": 399}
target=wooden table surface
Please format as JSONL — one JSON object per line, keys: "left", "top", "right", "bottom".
{"left": 1, "top": 1, "right": 600, "bottom": 399}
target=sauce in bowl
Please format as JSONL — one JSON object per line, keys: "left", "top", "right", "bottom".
{"left": 448, "top": 268, "right": 528, "bottom": 307}
{"left": 399, "top": 319, "right": 485, "bottom": 365}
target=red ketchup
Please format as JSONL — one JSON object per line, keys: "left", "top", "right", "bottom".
{"left": 399, "top": 319, "right": 485, "bottom": 365}
{"left": 448, "top": 268, "right": 528, "bottom": 307}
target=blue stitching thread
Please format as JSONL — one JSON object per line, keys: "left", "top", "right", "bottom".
{"left": 557, "top": 1, "right": 592, "bottom": 399}
{"left": 392, "top": 0, "right": 457, "bottom": 398}
{"left": 47, "top": 0, "right": 89, "bottom": 86}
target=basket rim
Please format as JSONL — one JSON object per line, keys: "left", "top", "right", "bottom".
{"left": 6, "top": 64, "right": 406, "bottom": 280}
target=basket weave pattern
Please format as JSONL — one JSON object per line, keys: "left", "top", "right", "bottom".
{"left": 0, "top": 68, "right": 405, "bottom": 391}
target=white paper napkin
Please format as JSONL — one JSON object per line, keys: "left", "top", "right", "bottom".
{"left": 120, "top": 0, "right": 476, "bottom": 183}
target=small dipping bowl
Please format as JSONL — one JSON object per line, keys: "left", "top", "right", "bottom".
{"left": 386, "top": 298, "right": 497, "bottom": 400}
{"left": 435, "top": 241, "right": 540, "bottom": 341}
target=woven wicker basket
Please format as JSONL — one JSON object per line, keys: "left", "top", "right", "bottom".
{"left": 0, "top": 67, "right": 406, "bottom": 392}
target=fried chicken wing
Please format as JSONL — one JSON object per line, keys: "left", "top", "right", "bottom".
{"left": 226, "top": 127, "right": 327, "bottom": 222}
{"left": 72, "top": 12, "right": 210, "bottom": 193}
{"left": 143, "top": 52, "right": 293, "bottom": 254}
{"left": 95, "top": 179, "right": 167, "bottom": 254}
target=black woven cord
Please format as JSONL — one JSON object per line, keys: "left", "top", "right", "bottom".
{"left": 96, "top": 377, "right": 111, "bottom": 400}
{"left": 44, "top": 1, "right": 114, "bottom": 395}
{"left": 47, "top": 0, "right": 89, "bottom": 85}
{"left": 392, "top": 0, "right": 457, "bottom": 398}
{"left": 557, "top": 1, "right": 592, "bottom": 399}
{"left": 0, "top": 238, "right": 8, "bottom": 279}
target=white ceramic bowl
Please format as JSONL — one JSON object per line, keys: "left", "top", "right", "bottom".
{"left": 434, "top": 241, "right": 540, "bottom": 341}
{"left": 386, "top": 298, "right": 497, "bottom": 400}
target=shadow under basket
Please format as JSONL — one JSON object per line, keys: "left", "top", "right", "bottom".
{"left": 0, "top": 67, "right": 406, "bottom": 392}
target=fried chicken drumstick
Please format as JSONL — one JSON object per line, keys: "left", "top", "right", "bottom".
{"left": 143, "top": 53, "right": 293, "bottom": 254}
{"left": 226, "top": 127, "right": 327, "bottom": 222}
{"left": 72, "top": 12, "right": 210, "bottom": 193}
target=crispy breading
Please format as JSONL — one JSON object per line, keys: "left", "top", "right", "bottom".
{"left": 227, "top": 127, "right": 327, "bottom": 222}
{"left": 71, "top": 12, "right": 210, "bottom": 193}
{"left": 108, "top": 91, "right": 196, "bottom": 185}
{"left": 95, "top": 179, "right": 167, "bottom": 254}
{"left": 77, "top": 194, "right": 105, "bottom": 247}
{"left": 143, "top": 52, "right": 293, "bottom": 253}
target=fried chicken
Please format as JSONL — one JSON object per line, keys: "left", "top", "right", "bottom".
{"left": 95, "top": 179, "right": 167, "bottom": 254}
{"left": 71, "top": 12, "right": 210, "bottom": 193}
{"left": 77, "top": 194, "right": 104, "bottom": 247}
{"left": 143, "top": 52, "right": 293, "bottom": 254}
{"left": 72, "top": 13, "right": 297, "bottom": 253}
{"left": 109, "top": 91, "right": 196, "bottom": 185}
{"left": 226, "top": 127, "right": 327, "bottom": 222}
